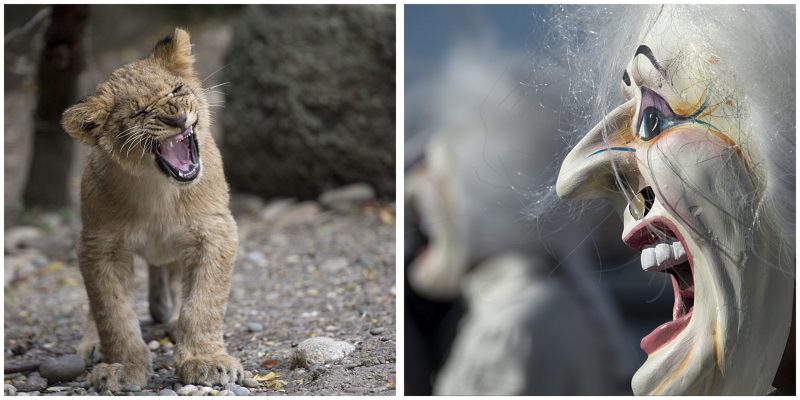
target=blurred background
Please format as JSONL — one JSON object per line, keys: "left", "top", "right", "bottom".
{"left": 405, "top": 5, "right": 673, "bottom": 395}
{"left": 5, "top": 5, "right": 396, "bottom": 396}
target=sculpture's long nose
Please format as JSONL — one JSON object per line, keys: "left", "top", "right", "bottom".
{"left": 556, "top": 99, "right": 641, "bottom": 202}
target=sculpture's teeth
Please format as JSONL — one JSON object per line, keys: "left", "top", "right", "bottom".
{"left": 655, "top": 243, "right": 671, "bottom": 265}
{"left": 641, "top": 246, "right": 658, "bottom": 271}
{"left": 672, "top": 241, "right": 687, "bottom": 263}
{"left": 641, "top": 240, "right": 688, "bottom": 271}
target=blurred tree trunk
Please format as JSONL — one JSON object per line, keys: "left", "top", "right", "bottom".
{"left": 23, "top": 5, "right": 89, "bottom": 209}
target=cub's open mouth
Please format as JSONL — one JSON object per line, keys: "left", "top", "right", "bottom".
{"left": 624, "top": 217, "right": 695, "bottom": 355}
{"left": 153, "top": 124, "right": 200, "bottom": 181}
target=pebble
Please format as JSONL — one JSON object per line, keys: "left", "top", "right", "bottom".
{"left": 39, "top": 354, "right": 86, "bottom": 383}
{"left": 217, "top": 389, "right": 235, "bottom": 396}
{"left": 293, "top": 336, "right": 355, "bottom": 368}
{"left": 120, "top": 384, "right": 141, "bottom": 392}
{"left": 223, "top": 383, "right": 239, "bottom": 392}
{"left": 177, "top": 384, "right": 197, "bottom": 395}
{"left": 148, "top": 340, "right": 160, "bottom": 350}
{"left": 247, "top": 322, "right": 263, "bottom": 333}
{"left": 159, "top": 389, "right": 178, "bottom": 396}
{"left": 233, "top": 387, "right": 250, "bottom": 396}
{"left": 198, "top": 386, "right": 213, "bottom": 396}
{"left": 369, "top": 327, "right": 385, "bottom": 335}
{"left": 17, "top": 374, "right": 47, "bottom": 392}
{"left": 5, "top": 384, "right": 17, "bottom": 396}
{"left": 241, "top": 378, "right": 259, "bottom": 388}
{"left": 45, "top": 386, "right": 71, "bottom": 392}
{"left": 319, "top": 257, "right": 347, "bottom": 273}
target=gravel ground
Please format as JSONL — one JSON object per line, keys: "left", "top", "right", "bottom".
{"left": 4, "top": 194, "right": 397, "bottom": 396}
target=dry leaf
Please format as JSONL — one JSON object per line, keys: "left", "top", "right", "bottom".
{"left": 255, "top": 371, "right": 278, "bottom": 381}
{"left": 379, "top": 208, "right": 394, "bottom": 224}
{"left": 266, "top": 380, "right": 288, "bottom": 389}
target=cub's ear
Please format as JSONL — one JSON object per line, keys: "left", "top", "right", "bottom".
{"left": 152, "top": 28, "right": 195, "bottom": 77}
{"left": 61, "top": 94, "right": 109, "bottom": 145}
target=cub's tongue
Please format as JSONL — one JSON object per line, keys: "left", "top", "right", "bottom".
{"left": 157, "top": 134, "right": 191, "bottom": 171}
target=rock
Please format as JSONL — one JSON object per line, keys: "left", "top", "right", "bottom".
{"left": 274, "top": 202, "right": 320, "bottom": 227}
{"left": 319, "top": 257, "right": 347, "bottom": 273}
{"left": 222, "top": 5, "right": 395, "bottom": 200}
{"left": 4, "top": 226, "right": 43, "bottom": 252}
{"left": 16, "top": 374, "right": 47, "bottom": 392}
{"left": 241, "top": 378, "right": 259, "bottom": 388}
{"left": 177, "top": 384, "right": 197, "bottom": 396}
{"left": 45, "top": 386, "right": 71, "bottom": 392}
{"left": 223, "top": 383, "right": 239, "bottom": 392}
{"left": 148, "top": 340, "right": 160, "bottom": 351}
{"left": 159, "top": 389, "right": 177, "bottom": 396}
{"left": 242, "top": 371, "right": 253, "bottom": 380}
{"left": 5, "top": 384, "right": 17, "bottom": 396}
{"left": 39, "top": 355, "right": 85, "bottom": 383}
{"left": 247, "top": 322, "right": 263, "bottom": 333}
{"left": 233, "top": 387, "right": 250, "bottom": 396}
{"left": 369, "top": 327, "right": 385, "bottom": 335}
{"left": 319, "top": 183, "right": 375, "bottom": 211}
{"left": 197, "top": 386, "right": 213, "bottom": 396}
{"left": 293, "top": 336, "right": 356, "bottom": 368}
{"left": 120, "top": 384, "right": 140, "bottom": 392}
{"left": 216, "top": 390, "right": 235, "bottom": 396}
{"left": 258, "top": 199, "right": 296, "bottom": 223}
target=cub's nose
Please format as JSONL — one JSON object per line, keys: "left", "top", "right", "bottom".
{"left": 162, "top": 112, "right": 187, "bottom": 130}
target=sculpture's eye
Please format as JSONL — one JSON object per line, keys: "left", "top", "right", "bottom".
{"left": 638, "top": 107, "right": 665, "bottom": 140}
{"left": 637, "top": 87, "right": 677, "bottom": 141}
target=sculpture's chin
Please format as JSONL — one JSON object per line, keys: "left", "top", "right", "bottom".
{"left": 631, "top": 316, "right": 720, "bottom": 395}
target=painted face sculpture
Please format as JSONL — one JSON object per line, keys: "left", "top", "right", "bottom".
{"left": 556, "top": 7, "right": 794, "bottom": 396}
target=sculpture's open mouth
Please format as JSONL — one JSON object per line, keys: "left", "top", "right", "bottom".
{"left": 153, "top": 124, "right": 200, "bottom": 182}
{"left": 624, "top": 216, "right": 695, "bottom": 355}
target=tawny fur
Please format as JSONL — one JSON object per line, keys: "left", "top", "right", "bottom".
{"left": 61, "top": 28, "right": 242, "bottom": 390}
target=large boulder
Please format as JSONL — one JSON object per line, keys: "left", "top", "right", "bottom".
{"left": 221, "top": 5, "right": 395, "bottom": 199}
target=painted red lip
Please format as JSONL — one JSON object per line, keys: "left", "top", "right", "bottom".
{"left": 623, "top": 217, "right": 695, "bottom": 355}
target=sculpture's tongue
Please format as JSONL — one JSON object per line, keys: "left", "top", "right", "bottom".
{"left": 158, "top": 134, "right": 191, "bottom": 171}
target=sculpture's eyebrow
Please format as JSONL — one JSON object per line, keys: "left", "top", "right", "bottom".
{"left": 634, "top": 44, "right": 666, "bottom": 76}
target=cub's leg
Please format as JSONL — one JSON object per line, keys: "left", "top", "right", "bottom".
{"left": 173, "top": 216, "right": 242, "bottom": 386}
{"left": 148, "top": 263, "right": 183, "bottom": 326}
{"left": 80, "top": 236, "right": 151, "bottom": 391}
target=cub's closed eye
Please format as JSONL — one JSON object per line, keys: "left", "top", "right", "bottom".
{"left": 131, "top": 109, "right": 147, "bottom": 118}
{"left": 172, "top": 85, "right": 183, "bottom": 95}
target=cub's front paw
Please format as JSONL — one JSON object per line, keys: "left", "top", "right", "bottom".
{"left": 176, "top": 354, "right": 243, "bottom": 386}
{"left": 87, "top": 362, "right": 148, "bottom": 391}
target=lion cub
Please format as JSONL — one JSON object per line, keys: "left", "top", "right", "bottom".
{"left": 61, "top": 28, "right": 241, "bottom": 390}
